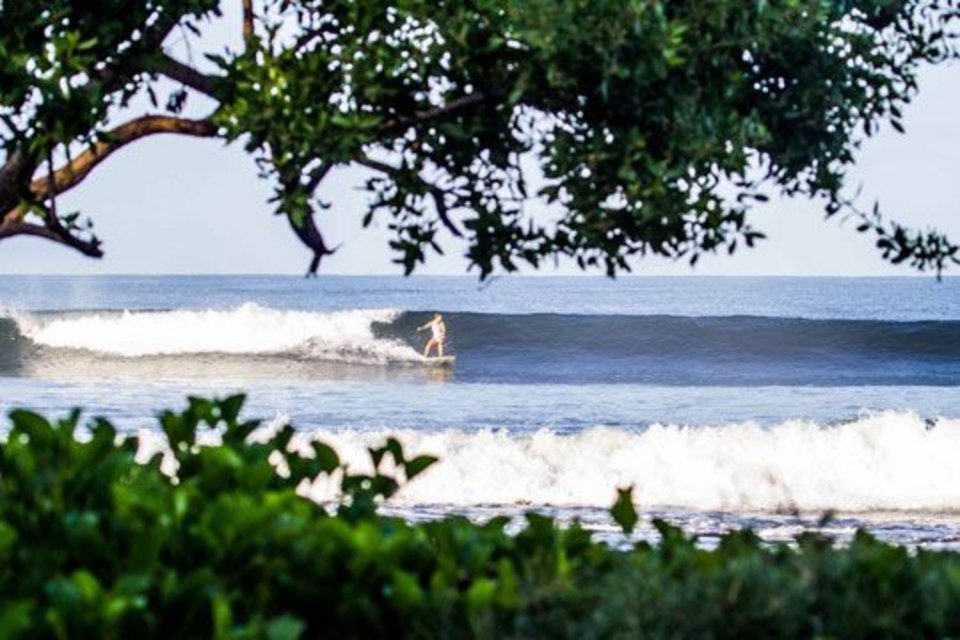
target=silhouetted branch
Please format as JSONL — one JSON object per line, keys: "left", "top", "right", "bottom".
{"left": 287, "top": 211, "right": 339, "bottom": 277}
{"left": 0, "top": 217, "right": 103, "bottom": 257}
{"left": 0, "top": 150, "right": 38, "bottom": 214}
{"left": 30, "top": 116, "right": 218, "bottom": 199}
{"left": 358, "top": 158, "right": 463, "bottom": 238}
{"left": 141, "top": 54, "right": 222, "bottom": 98}
{"left": 379, "top": 93, "right": 488, "bottom": 135}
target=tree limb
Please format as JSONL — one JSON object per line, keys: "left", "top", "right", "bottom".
{"left": 356, "top": 158, "right": 396, "bottom": 175}
{"left": 304, "top": 162, "right": 332, "bottom": 194}
{"left": 0, "top": 150, "right": 38, "bottom": 214}
{"left": 29, "top": 115, "right": 218, "bottom": 199}
{"left": 89, "top": 7, "right": 186, "bottom": 90}
{"left": 0, "top": 118, "right": 216, "bottom": 260}
{"left": 379, "top": 92, "right": 488, "bottom": 135}
{"left": 357, "top": 158, "right": 463, "bottom": 238}
{"left": 0, "top": 218, "right": 103, "bottom": 257}
{"left": 287, "top": 211, "right": 339, "bottom": 277}
{"left": 1, "top": 143, "right": 106, "bottom": 259}
{"left": 274, "top": 162, "right": 336, "bottom": 276}
{"left": 242, "top": 0, "right": 255, "bottom": 43}
{"left": 0, "top": 8, "right": 210, "bottom": 215}
{"left": 139, "top": 53, "right": 222, "bottom": 99}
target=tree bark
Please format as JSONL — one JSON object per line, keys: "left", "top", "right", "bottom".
{"left": 242, "top": 0, "right": 255, "bottom": 43}
{"left": 0, "top": 151, "right": 39, "bottom": 215}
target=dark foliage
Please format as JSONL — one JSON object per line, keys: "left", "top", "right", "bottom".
{"left": 3, "top": 396, "right": 960, "bottom": 638}
{"left": 2, "top": 1, "right": 959, "bottom": 276}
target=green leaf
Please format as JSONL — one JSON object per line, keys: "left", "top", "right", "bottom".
{"left": 218, "top": 394, "right": 246, "bottom": 424}
{"left": 611, "top": 486, "right": 639, "bottom": 534}
{"left": 70, "top": 570, "right": 102, "bottom": 603}
{"left": 9, "top": 409, "right": 52, "bottom": 436}
{"left": 466, "top": 578, "right": 497, "bottom": 612}
{"left": 385, "top": 437, "right": 405, "bottom": 465}
{"left": 0, "top": 601, "right": 33, "bottom": 639}
{"left": 211, "top": 592, "right": 232, "bottom": 639}
{"left": 265, "top": 615, "right": 305, "bottom": 640}
{"left": 405, "top": 455, "right": 438, "bottom": 481}
{"left": 0, "top": 523, "right": 18, "bottom": 558}
{"left": 160, "top": 411, "right": 195, "bottom": 451}
{"left": 312, "top": 442, "right": 340, "bottom": 474}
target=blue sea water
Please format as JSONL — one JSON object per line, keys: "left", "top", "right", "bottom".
{"left": 2, "top": 275, "right": 960, "bottom": 547}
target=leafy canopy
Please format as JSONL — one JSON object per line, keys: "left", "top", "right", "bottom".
{"left": 1, "top": 0, "right": 958, "bottom": 276}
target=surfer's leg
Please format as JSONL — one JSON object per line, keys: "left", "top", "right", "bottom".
{"left": 424, "top": 338, "right": 436, "bottom": 357}
{"left": 437, "top": 341, "right": 444, "bottom": 357}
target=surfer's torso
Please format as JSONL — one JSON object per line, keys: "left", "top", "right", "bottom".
{"left": 430, "top": 319, "right": 446, "bottom": 340}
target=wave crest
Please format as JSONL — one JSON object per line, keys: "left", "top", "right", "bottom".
{"left": 17, "top": 303, "right": 421, "bottom": 363}
{"left": 289, "top": 411, "right": 960, "bottom": 512}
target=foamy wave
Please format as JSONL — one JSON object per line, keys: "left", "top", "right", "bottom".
{"left": 134, "top": 411, "right": 960, "bottom": 512}
{"left": 274, "top": 411, "right": 960, "bottom": 513}
{"left": 17, "top": 303, "right": 420, "bottom": 363}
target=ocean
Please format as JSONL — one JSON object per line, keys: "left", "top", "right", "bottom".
{"left": 2, "top": 275, "right": 960, "bottom": 548}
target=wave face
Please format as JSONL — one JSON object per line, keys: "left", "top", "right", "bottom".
{"left": 380, "top": 312, "right": 960, "bottom": 385}
{"left": 4, "top": 306, "right": 960, "bottom": 384}
{"left": 286, "top": 412, "right": 960, "bottom": 512}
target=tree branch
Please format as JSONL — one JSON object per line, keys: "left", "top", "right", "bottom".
{"left": 357, "top": 158, "right": 463, "bottom": 238}
{"left": 242, "top": 0, "right": 255, "bottom": 43}
{"left": 356, "top": 158, "right": 395, "bottom": 175}
{"left": 89, "top": 7, "right": 186, "bottom": 90}
{"left": 0, "top": 150, "right": 38, "bottom": 214}
{"left": 304, "top": 162, "right": 332, "bottom": 194}
{"left": 0, "top": 218, "right": 103, "bottom": 258}
{"left": 1, "top": 10, "right": 217, "bottom": 262}
{"left": 274, "top": 159, "right": 339, "bottom": 277}
{"left": 379, "top": 92, "right": 488, "bottom": 135}
{"left": 0, "top": 145, "right": 106, "bottom": 259}
{"left": 139, "top": 53, "right": 222, "bottom": 98}
{"left": 29, "top": 115, "right": 218, "bottom": 199}
{"left": 276, "top": 162, "right": 336, "bottom": 276}
{"left": 287, "top": 211, "right": 339, "bottom": 277}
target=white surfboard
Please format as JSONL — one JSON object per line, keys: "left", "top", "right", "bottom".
{"left": 422, "top": 355, "right": 456, "bottom": 367}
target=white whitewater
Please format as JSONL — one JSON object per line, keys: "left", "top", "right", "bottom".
{"left": 16, "top": 303, "right": 421, "bottom": 363}
{"left": 131, "top": 410, "right": 960, "bottom": 513}
{"left": 291, "top": 411, "right": 960, "bottom": 512}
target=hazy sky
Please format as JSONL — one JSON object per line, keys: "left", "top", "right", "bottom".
{"left": 1, "top": 12, "right": 958, "bottom": 276}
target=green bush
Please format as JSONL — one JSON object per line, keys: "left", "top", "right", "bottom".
{"left": 2, "top": 396, "right": 960, "bottom": 639}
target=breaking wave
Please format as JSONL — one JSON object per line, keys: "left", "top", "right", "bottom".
{"left": 282, "top": 411, "right": 960, "bottom": 512}
{"left": 11, "top": 303, "right": 421, "bottom": 364}
{"left": 131, "top": 410, "right": 960, "bottom": 513}
{"left": 5, "top": 306, "right": 960, "bottom": 383}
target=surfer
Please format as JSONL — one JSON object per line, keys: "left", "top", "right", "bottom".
{"left": 417, "top": 313, "right": 447, "bottom": 358}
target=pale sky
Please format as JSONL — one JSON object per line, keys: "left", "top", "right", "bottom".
{"left": 1, "top": 11, "right": 958, "bottom": 277}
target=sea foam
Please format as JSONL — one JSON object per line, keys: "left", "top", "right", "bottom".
{"left": 17, "top": 303, "right": 420, "bottom": 363}
{"left": 130, "top": 410, "right": 960, "bottom": 513}
{"left": 290, "top": 411, "right": 960, "bottom": 512}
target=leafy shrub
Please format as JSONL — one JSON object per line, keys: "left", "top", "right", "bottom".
{"left": 1, "top": 396, "right": 960, "bottom": 639}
